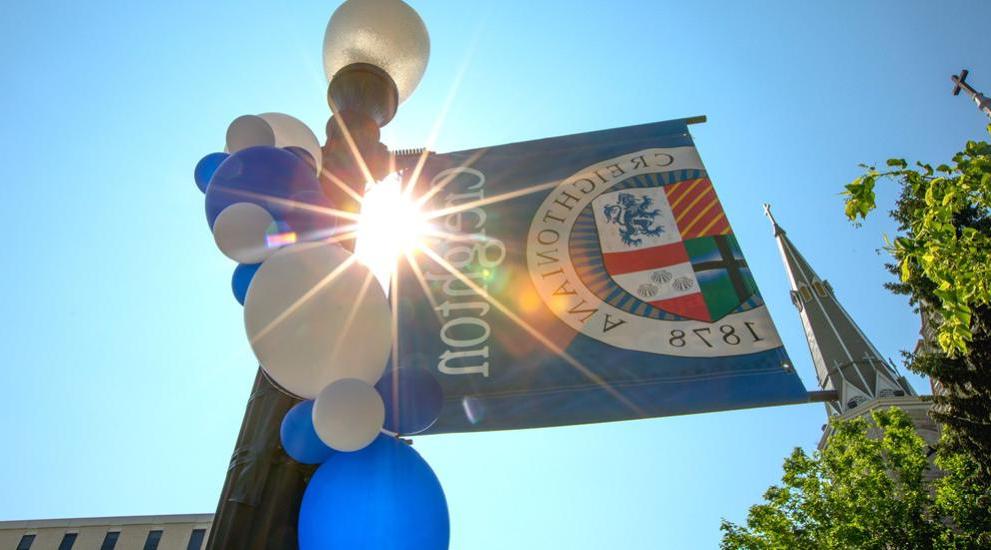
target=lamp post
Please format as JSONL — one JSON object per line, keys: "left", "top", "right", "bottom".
{"left": 321, "top": 0, "right": 430, "bottom": 213}
{"left": 206, "top": 2, "right": 429, "bottom": 548}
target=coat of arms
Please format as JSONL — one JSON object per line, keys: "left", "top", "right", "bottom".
{"left": 579, "top": 177, "right": 757, "bottom": 322}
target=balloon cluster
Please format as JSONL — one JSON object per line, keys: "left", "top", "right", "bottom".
{"left": 194, "top": 114, "right": 449, "bottom": 549}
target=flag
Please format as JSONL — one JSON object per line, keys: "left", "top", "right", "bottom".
{"left": 394, "top": 117, "right": 807, "bottom": 434}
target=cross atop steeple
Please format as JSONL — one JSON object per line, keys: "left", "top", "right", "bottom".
{"left": 951, "top": 69, "right": 991, "bottom": 119}
{"left": 763, "top": 203, "right": 784, "bottom": 237}
{"left": 764, "top": 205, "right": 916, "bottom": 416}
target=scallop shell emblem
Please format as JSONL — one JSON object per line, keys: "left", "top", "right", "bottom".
{"left": 637, "top": 283, "right": 659, "bottom": 298}
{"left": 650, "top": 270, "right": 673, "bottom": 284}
{"left": 672, "top": 276, "right": 695, "bottom": 292}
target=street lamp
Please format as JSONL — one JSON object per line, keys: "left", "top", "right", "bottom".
{"left": 323, "top": 0, "right": 430, "bottom": 105}
{"left": 320, "top": 0, "right": 430, "bottom": 213}
{"left": 207, "top": 2, "right": 430, "bottom": 549}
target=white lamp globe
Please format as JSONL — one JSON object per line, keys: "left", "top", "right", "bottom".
{"left": 322, "top": 0, "right": 430, "bottom": 104}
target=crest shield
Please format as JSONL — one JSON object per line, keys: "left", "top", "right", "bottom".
{"left": 590, "top": 177, "right": 756, "bottom": 322}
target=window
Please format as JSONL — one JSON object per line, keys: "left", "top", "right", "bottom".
{"left": 16, "top": 534, "right": 35, "bottom": 550}
{"left": 187, "top": 528, "right": 207, "bottom": 550}
{"left": 813, "top": 280, "right": 828, "bottom": 297}
{"left": 799, "top": 285, "right": 813, "bottom": 302}
{"left": 847, "top": 395, "right": 868, "bottom": 410}
{"left": 58, "top": 533, "right": 78, "bottom": 550}
{"left": 144, "top": 530, "right": 163, "bottom": 550}
{"left": 101, "top": 532, "right": 120, "bottom": 550}
{"left": 790, "top": 290, "right": 803, "bottom": 311}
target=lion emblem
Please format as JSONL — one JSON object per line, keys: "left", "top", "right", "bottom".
{"left": 602, "top": 192, "right": 664, "bottom": 246}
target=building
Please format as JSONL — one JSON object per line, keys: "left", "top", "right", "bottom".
{"left": 0, "top": 514, "right": 212, "bottom": 550}
{"left": 764, "top": 204, "right": 940, "bottom": 452}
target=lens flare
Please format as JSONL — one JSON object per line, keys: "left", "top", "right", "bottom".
{"left": 266, "top": 231, "right": 298, "bottom": 248}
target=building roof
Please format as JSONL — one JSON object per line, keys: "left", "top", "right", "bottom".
{"left": 0, "top": 513, "right": 213, "bottom": 530}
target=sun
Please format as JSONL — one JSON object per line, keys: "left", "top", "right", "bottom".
{"left": 354, "top": 172, "right": 431, "bottom": 290}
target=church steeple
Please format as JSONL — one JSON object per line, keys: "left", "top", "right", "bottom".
{"left": 763, "top": 204, "right": 916, "bottom": 416}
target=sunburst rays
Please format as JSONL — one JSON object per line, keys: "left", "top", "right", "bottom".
{"left": 231, "top": 177, "right": 642, "bottom": 420}
{"left": 424, "top": 178, "right": 563, "bottom": 221}
{"left": 236, "top": 143, "right": 640, "bottom": 420}
{"left": 212, "top": 185, "right": 362, "bottom": 223}
{"left": 237, "top": 28, "right": 638, "bottom": 416}
{"left": 414, "top": 244, "right": 644, "bottom": 416}
{"left": 250, "top": 253, "right": 359, "bottom": 345}
{"left": 402, "top": 13, "right": 485, "bottom": 203}
{"left": 327, "top": 269, "right": 380, "bottom": 366}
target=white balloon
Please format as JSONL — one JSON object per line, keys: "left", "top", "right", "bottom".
{"left": 213, "top": 202, "right": 277, "bottom": 264}
{"left": 312, "top": 378, "right": 385, "bottom": 452}
{"left": 258, "top": 112, "right": 323, "bottom": 174}
{"left": 226, "top": 114, "right": 276, "bottom": 153}
{"left": 244, "top": 242, "right": 392, "bottom": 399}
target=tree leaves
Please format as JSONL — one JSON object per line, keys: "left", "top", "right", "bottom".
{"left": 843, "top": 173, "right": 878, "bottom": 222}
{"left": 841, "top": 127, "right": 991, "bottom": 356}
{"left": 720, "top": 409, "right": 991, "bottom": 549}
{"left": 829, "top": 125, "right": 991, "bottom": 543}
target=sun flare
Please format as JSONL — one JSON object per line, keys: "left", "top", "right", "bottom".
{"left": 354, "top": 172, "right": 431, "bottom": 290}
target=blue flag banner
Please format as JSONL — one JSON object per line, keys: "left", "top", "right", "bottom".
{"left": 395, "top": 118, "right": 808, "bottom": 434}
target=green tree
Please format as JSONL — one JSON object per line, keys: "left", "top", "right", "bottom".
{"left": 720, "top": 408, "right": 991, "bottom": 549}
{"left": 841, "top": 128, "right": 991, "bottom": 478}
{"left": 842, "top": 129, "right": 991, "bottom": 356}
{"left": 934, "top": 444, "right": 991, "bottom": 548}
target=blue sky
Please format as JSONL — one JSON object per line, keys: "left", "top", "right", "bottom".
{"left": 1, "top": 1, "right": 989, "bottom": 548}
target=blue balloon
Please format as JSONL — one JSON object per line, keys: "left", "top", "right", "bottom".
{"left": 231, "top": 263, "right": 261, "bottom": 305}
{"left": 204, "top": 146, "right": 323, "bottom": 229}
{"left": 280, "top": 400, "right": 335, "bottom": 465}
{"left": 376, "top": 367, "right": 444, "bottom": 435}
{"left": 284, "top": 189, "right": 337, "bottom": 242}
{"left": 193, "top": 152, "right": 229, "bottom": 193}
{"left": 299, "top": 435, "right": 449, "bottom": 550}
{"left": 284, "top": 146, "right": 317, "bottom": 173}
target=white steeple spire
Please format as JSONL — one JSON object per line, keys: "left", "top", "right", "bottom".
{"left": 763, "top": 204, "right": 916, "bottom": 416}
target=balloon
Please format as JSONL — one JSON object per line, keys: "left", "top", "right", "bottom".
{"left": 194, "top": 152, "right": 229, "bottom": 193}
{"left": 285, "top": 188, "right": 336, "bottom": 242}
{"left": 284, "top": 146, "right": 317, "bottom": 174}
{"left": 312, "top": 378, "right": 384, "bottom": 452}
{"left": 243, "top": 242, "right": 392, "bottom": 398}
{"left": 299, "top": 435, "right": 449, "bottom": 550}
{"left": 280, "top": 400, "right": 335, "bottom": 464}
{"left": 205, "top": 146, "right": 324, "bottom": 229}
{"left": 259, "top": 112, "right": 323, "bottom": 174}
{"left": 212, "top": 202, "right": 278, "bottom": 264}
{"left": 376, "top": 367, "right": 443, "bottom": 435}
{"left": 226, "top": 115, "right": 275, "bottom": 153}
{"left": 231, "top": 263, "right": 261, "bottom": 305}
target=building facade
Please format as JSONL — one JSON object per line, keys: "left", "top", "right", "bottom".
{"left": 0, "top": 514, "right": 212, "bottom": 550}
